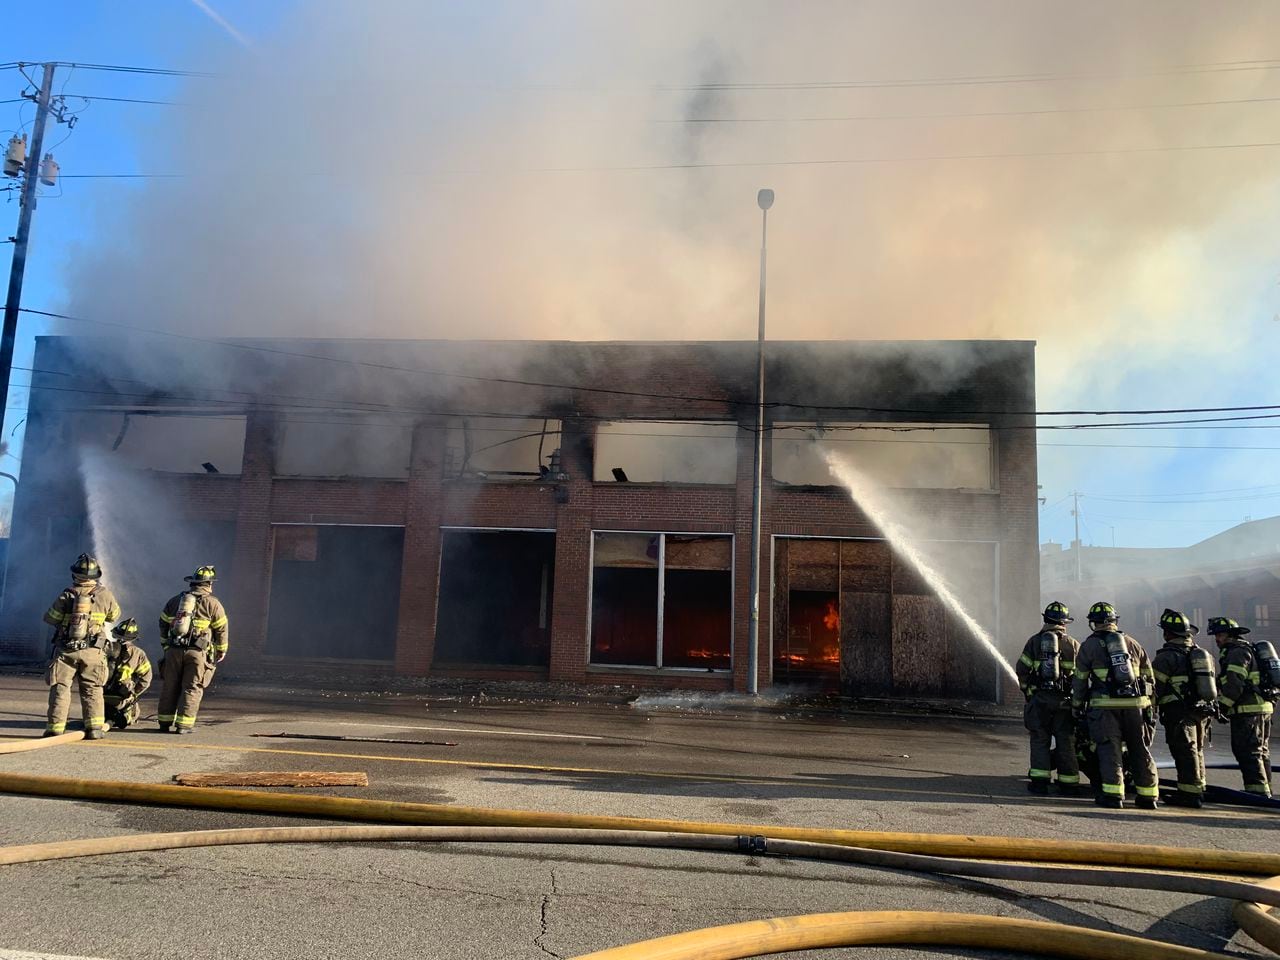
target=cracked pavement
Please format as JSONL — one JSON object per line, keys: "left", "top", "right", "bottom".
{"left": 0, "top": 674, "right": 1275, "bottom": 959}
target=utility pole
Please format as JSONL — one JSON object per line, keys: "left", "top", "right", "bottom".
{"left": 747, "top": 188, "right": 774, "bottom": 696}
{"left": 1071, "top": 490, "right": 1082, "bottom": 582}
{"left": 1, "top": 62, "right": 56, "bottom": 436}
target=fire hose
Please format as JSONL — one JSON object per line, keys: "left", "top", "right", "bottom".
{"left": 0, "top": 730, "right": 84, "bottom": 754}
{"left": 0, "top": 771, "right": 1279, "bottom": 957}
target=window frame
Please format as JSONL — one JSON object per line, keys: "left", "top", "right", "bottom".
{"left": 591, "top": 420, "right": 739, "bottom": 485}
{"left": 587, "top": 529, "right": 734, "bottom": 672}
{"left": 769, "top": 420, "right": 998, "bottom": 492}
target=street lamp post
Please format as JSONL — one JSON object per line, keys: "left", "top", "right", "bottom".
{"left": 747, "top": 188, "right": 773, "bottom": 696}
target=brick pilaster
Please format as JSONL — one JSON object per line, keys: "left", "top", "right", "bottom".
{"left": 548, "top": 418, "right": 594, "bottom": 681}
{"left": 228, "top": 410, "right": 276, "bottom": 661}
{"left": 394, "top": 420, "right": 445, "bottom": 674}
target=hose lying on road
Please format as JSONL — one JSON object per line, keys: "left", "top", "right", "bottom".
{"left": 565, "top": 910, "right": 1239, "bottom": 960}
{"left": 3, "top": 774, "right": 1278, "bottom": 957}
{"left": 1235, "top": 875, "right": 1280, "bottom": 955}
{"left": 2, "top": 771, "right": 1277, "bottom": 876}
{"left": 0, "top": 731, "right": 83, "bottom": 755}
{"left": 2, "top": 825, "right": 1279, "bottom": 914}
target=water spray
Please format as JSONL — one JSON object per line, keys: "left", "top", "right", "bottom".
{"left": 820, "top": 449, "right": 1018, "bottom": 684}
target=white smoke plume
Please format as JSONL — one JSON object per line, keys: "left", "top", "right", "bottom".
{"left": 56, "top": 0, "right": 1280, "bottom": 395}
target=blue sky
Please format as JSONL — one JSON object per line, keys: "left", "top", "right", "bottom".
{"left": 6, "top": 2, "right": 1280, "bottom": 551}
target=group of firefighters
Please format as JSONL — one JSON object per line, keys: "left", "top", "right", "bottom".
{"left": 33, "top": 552, "right": 1277, "bottom": 808}
{"left": 1018, "top": 600, "right": 1278, "bottom": 807}
{"left": 41, "top": 553, "right": 229, "bottom": 738}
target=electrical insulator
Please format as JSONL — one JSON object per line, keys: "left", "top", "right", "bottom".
{"left": 3, "top": 134, "right": 26, "bottom": 178}
{"left": 39, "top": 153, "right": 58, "bottom": 187}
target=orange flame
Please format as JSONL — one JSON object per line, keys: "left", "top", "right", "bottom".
{"left": 823, "top": 600, "right": 840, "bottom": 632}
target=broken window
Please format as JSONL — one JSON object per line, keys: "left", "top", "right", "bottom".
{"left": 593, "top": 421, "right": 737, "bottom": 484}
{"left": 265, "top": 525, "right": 404, "bottom": 660}
{"left": 70, "top": 412, "right": 246, "bottom": 475}
{"left": 590, "top": 532, "right": 732, "bottom": 669}
{"left": 772, "top": 422, "right": 994, "bottom": 490}
{"left": 275, "top": 417, "right": 412, "bottom": 479}
{"left": 434, "top": 530, "right": 555, "bottom": 667}
{"left": 444, "top": 418, "right": 562, "bottom": 480}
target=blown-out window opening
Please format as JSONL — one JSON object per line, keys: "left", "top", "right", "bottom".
{"left": 589, "top": 531, "right": 733, "bottom": 671}
{"left": 444, "top": 417, "right": 563, "bottom": 480}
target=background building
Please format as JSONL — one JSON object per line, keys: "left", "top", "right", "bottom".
{"left": 1042, "top": 516, "right": 1280, "bottom": 652}
{"left": 1, "top": 336, "right": 1038, "bottom": 699}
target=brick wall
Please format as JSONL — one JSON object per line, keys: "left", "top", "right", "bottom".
{"left": 3, "top": 338, "right": 1038, "bottom": 702}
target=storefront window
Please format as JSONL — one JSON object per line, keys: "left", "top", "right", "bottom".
{"left": 590, "top": 532, "right": 731, "bottom": 669}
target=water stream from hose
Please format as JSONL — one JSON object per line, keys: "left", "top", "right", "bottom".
{"left": 821, "top": 449, "right": 1018, "bottom": 684}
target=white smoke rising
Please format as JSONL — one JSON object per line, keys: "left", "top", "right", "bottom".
{"left": 56, "top": 0, "right": 1280, "bottom": 385}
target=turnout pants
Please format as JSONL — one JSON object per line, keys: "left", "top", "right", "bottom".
{"left": 104, "top": 687, "right": 141, "bottom": 729}
{"left": 1024, "top": 694, "right": 1079, "bottom": 784}
{"left": 1160, "top": 703, "right": 1208, "bottom": 797}
{"left": 1229, "top": 714, "right": 1273, "bottom": 797}
{"left": 1087, "top": 706, "right": 1158, "bottom": 801}
{"left": 45, "top": 645, "right": 108, "bottom": 734}
{"left": 158, "top": 647, "right": 215, "bottom": 731}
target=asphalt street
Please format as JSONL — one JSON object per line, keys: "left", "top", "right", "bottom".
{"left": 0, "top": 673, "right": 1276, "bottom": 960}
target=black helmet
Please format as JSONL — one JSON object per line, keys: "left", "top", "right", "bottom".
{"left": 111, "top": 618, "right": 140, "bottom": 641}
{"left": 185, "top": 564, "right": 217, "bottom": 584}
{"left": 1043, "top": 601, "right": 1073, "bottom": 625}
{"left": 1207, "top": 616, "right": 1250, "bottom": 637}
{"left": 1158, "top": 608, "right": 1198, "bottom": 638}
{"left": 70, "top": 553, "right": 102, "bottom": 580}
{"left": 1087, "top": 601, "right": 1118, "bottom": 625}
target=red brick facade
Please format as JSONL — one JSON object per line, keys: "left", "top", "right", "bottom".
{"left": 1, "top": 338, "right": 1039, "bottom": 699}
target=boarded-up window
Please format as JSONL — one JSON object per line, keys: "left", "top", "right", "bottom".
{"left": 772, "top": 422, "right": 993, "bottom": 490}
{"left": 275, "top": 418, "right": 412, "bottom": 479}
{"left": 590, "top": 531, "right": 731, "bottom": 670}
{"left": 593, "top": 422, "right": 737, "bottom": 484}
{"left": 445, "top": 418, "right": 562, "bottom": 479}
{"left": 71, "top": 412, "right": 246, "bottom": 475}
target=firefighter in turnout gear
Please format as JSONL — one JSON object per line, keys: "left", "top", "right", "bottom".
{"left": 1016, "top": 601, "right": 1082, "bottom": 795}
{"left": 42, "top": 554, "right": 121, "bottom": 738}
{"left": 1071, "top": 602, "right": 1160, "bottom": 809}
{"left": 1208, "top": 617, "right": 1274, "bottom": 798}
{"left": 157, "top": 565, "right": 228, "bottom": 734}
{"left": 103, "top": 618, "right": 152, "bottom": 730}
{"left": 1152, "top": 609, "right": 1215, "bottom": 808}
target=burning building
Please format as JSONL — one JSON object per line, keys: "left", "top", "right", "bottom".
{"left": 0, "top": 336, "right": 1037, "bottom": 700}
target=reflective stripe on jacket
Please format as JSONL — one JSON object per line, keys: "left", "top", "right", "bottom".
{"left": 1218, "top": 640, "right": 1274, "bottom": 717}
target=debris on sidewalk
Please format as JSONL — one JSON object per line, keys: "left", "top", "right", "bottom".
{"left": 174, "top": 771, "right": 369, "bottom": 788}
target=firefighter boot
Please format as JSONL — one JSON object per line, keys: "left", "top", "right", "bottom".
{"left": 1136, "top": 795, "right": 1159, "bottom": 810}
{"left": 1095, "top": 793, "right": 1123, "bottom": 809}
{"left": 1166, "top": 791, "right": 1203, "bottom": 809}
{"left": 1027, "top": 780, "right": 1049, "bottom": 795}
{"left": 1057, "top": 781, "right": 1084, "bottom": 797}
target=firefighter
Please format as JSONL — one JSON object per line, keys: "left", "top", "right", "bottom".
{"left": 42, "top": 553, "right": 121, "bottom": 739}
{"left": 1208, "top": 617, "right": 1274, "bottom": 798}
{"left": 1071, "top": 601, "right": 1160, "bottom": 809}
{"left": 1016, "top": 601, "right": 1081, "bottom": 795}
{"left": 103, "top": 618, "right": 152, "bottom": 731}
{"left": 1152, "top": 609, "right": 1215, "bottom": 808}
{"left": 157, "top": 565, "right": 229, "bottom": 734}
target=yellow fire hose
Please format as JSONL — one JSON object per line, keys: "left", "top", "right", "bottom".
{"left": 0, "top": 731, "right": 83, "bottom": 754}
{"left": 565, "top": 910, "right": 1239, "bottom": 960}
{"left": 1, "top": 770, "right": 1277, "bottom": 875}
{"left": 1, "top": 769, "right": 1277, "bottom": 956}
{"left": 1236, "top": 876, "right": 1280, "bottom": 954}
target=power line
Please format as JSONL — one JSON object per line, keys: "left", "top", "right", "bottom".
{"left": 62, "top": 94, "right": 182, "bottom": 106}
{"left": 52, "top": 137, "right": 1280, "bottom": 181}
{"left": 47, "top": 61, "right": 213, "bottom": 78}
{"left": 670, "top": 93, "right": 1280, "bottom": 125}
{"left": 1085, "top": 481, "right": 1280, "bottom": 499}
{"left": 21, "top": 306, "right": 1280, "bottom": 424}
{"left": 660, "top": 57, "right": 1280, "bottom": 92}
